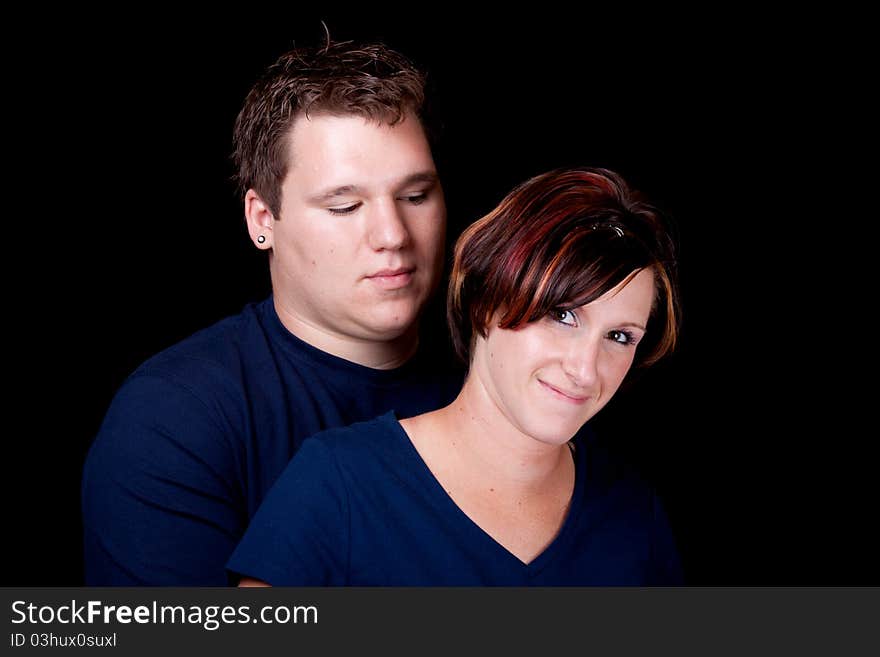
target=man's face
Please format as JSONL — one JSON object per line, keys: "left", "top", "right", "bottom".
{"left": 269, "top": 113, "right": 446, "bottom": 344}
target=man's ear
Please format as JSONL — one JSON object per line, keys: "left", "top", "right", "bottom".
{"left": 244, "top": 189, "right": 275, "bottom": 249}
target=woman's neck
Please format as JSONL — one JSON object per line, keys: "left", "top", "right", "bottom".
{"left": 413, "top": 375, "right": 571, "bottom": 492}
{"left": 401, "top": 374, "right": 577, "bottom": 565}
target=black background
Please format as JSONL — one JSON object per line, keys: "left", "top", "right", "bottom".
{"left": 7, "top": 9, "right": 873, "bottom": 585}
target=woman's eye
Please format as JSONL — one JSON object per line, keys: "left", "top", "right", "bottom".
{"left": 608, "top": 330, "right": 637, "bottom": 345}
{"left": 327, "top": 203, "right": 361, "bottom": 215}
{"left": 552, "top": 310, "right": 577, "bottom": 326}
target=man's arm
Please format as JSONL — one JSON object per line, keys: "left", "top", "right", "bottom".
{"left": 82, "top": 373, "right": 245, "bottom": 585}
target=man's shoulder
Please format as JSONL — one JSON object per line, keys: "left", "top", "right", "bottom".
{"left": 88, "top": 301, "right": 278, "bottom": 470}
{"left": 130, "top": 299, "right": 271, "bottom": 388}
{"left": 93, "top": 300, "right": 279, "bottom": 437}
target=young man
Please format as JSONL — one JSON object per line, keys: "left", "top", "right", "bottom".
{"left": 81, "top": 40, "right": 459, "bottom": 584}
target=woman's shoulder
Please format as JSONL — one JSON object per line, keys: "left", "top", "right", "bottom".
{"left": 300, "top": 411, "right": 405, "bottom": 461}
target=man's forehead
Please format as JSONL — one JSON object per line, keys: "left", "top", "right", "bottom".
{"left": 287, "top": 110, "right": 423, "bottom": 144}
{"left": 280, "top": 110, "right": 437, "bottom": 200}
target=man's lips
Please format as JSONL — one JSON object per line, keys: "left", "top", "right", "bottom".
{"left": 367, "top": 267, "right": 414, "bottom": 278}
{"left": 365, "top": 267, "right": 415, "bottom": 289}
{"left": 538, "top": 379, "right": 590, "bottom": 404}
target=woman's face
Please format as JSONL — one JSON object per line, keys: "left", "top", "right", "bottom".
{"left": 470, "top": 268, "right": 656, "bottom": 445}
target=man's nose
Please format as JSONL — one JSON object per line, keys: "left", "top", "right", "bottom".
{"left": 367, "top": 199, "right": 410, "bottom": 251}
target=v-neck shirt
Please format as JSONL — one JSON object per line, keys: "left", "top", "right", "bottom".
{"left": 227, "top": 411, "right": 682, "bottom": 585}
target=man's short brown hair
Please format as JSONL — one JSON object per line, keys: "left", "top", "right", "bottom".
{"left": 233, "top": 40, "right": 430, "bottom": 219}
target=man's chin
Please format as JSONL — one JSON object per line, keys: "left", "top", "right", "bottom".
{"left": 359, "top": 297, "right": 424, "bottom": 331}
{"left": 364, "top": 321, "right": 418, "bottom": 343}
{"left": 356, "top": 311, "right": 421, "bottom": 343}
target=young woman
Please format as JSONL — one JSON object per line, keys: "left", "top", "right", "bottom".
{"left": 228, "top": 167, "right": 682, "bottom": 585}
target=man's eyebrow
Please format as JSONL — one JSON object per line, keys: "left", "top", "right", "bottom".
{"left": 397, "top": 171, "right": 439, "bottom": 188}
{"left": 307, "top": 185, "right": 361, "bottom": 203}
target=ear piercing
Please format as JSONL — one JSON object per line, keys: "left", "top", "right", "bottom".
{"left": 257, "top": 235, "right": 266, "bottom": 244}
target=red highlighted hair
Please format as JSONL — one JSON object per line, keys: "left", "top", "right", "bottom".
{"left": 448, "top": 167, "right": 680, "bottom": 367}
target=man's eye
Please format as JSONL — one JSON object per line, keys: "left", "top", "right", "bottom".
{"left": 327, "top": 203, "right": 361, "bottom": 215}
{"left": 401, "top": 192, "right": 427, "bottom": 205}
{"left": 552, "top": 309, "right": 577, "bottom": 326}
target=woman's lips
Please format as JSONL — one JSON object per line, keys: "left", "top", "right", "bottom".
{"left": 538, "top": 379, "right": 590, "bottom": 404}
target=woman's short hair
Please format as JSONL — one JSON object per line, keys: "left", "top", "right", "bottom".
{"left": 448, "top": 167, "right": 680, "bottom": 367}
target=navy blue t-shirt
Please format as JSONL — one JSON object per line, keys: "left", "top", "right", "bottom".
{"left": 81, "top": 298, "right": 460, "bottom": 585}
{"left": 227, "top": 412, "right": 683, "bottom": 586}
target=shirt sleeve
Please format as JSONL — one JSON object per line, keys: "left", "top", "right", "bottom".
{"left": 227, "top": 438, "right": 349, "bottom": 586}
{"left": 81, "top": 373, "right": 245, "bottom": 585}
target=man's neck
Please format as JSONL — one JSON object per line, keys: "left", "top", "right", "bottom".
{"left": 273, "top": 302, "right": 419, "bottom": 370}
